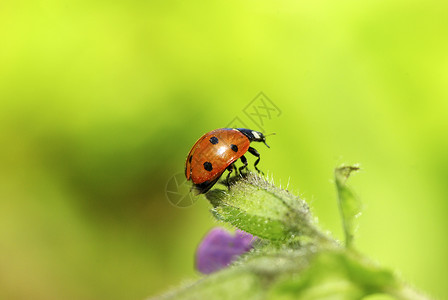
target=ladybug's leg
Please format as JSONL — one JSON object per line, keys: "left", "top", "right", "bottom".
{"left": 225, "top": 164, "right": 235, "bottom": 188}
{"left": 239, "top": 155, "right": 248, "bottom": 174}
{"left": 248, "top": 147, "right": 263, "bottom": 174}
{"left": 233, "top": 162, "right": 239, "bottom": 176}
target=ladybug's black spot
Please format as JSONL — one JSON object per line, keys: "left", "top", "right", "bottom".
{"left": 188, "top": 155, "right": 193, "bottom": 163}
{"left": 230, "top": 144, "right": 238, "bottom": 152}
{"left": 209, "top": 136, "right": 219, "bottom": 144}
{"left": 203, "top": 161, "right": 213, "bottom": 172}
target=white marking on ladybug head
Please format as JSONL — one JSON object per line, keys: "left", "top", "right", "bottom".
{"left": 252, "top": 131, "right": 260, "bottom": 139}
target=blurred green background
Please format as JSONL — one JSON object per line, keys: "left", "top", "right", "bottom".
{"left": 1, "top": 1, "right": 447, "bottom": 299}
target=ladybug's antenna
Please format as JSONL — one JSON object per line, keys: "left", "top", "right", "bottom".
{"left": 263, "top": 132, "right": 276, "bottom": 148}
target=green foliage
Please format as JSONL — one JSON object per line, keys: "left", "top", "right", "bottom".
{"left": 206, "top": 175, "right": 313, "bottom": 241}
{"left": 154, "top": 268, "right": 264, "bottom": 300}
{"left": 335, "top": 166, "right": 362, "bottom": 248}
{"left": 152, "top": 169, "right": 430, "bottom": 300}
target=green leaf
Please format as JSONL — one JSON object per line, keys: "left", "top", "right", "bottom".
{"left": 151, "top": 244, "right": 318, "bottom": 300}
{"left": 151, "top": 267, "right": 264, "bottom": 300}
{"left": 267, "top": 250, "right": 399, "bottom": 300}
{"left": 335, "top": 165, "right": 361, "bottom": 248}
{"left": 205, "top": 173, "right": 332, "bottom": 244}
{"left": 152, "top": 246, "right": 428, "bottom": 300}
{"left": 150, "top": 170, "right": 431, "bottom": 300}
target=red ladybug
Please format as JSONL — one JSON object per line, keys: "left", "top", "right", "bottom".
{"left": 185, "top": 128, "right": 270, "bottom": 194}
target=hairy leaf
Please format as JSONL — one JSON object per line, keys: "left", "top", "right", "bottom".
{"left": 335, "top": 166, "right": 361, "bottom": 248}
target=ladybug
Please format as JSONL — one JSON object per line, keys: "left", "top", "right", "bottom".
{"left": 185, "top": 128, "right": 270, "bottom": 194}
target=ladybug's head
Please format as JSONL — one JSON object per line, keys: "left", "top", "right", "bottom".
{"left": 236, "top": 128, "right": 271, "bottom": 148}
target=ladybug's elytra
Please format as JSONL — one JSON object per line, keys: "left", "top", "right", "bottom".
{"left": 185, "top": 128, "right": 270, "bottom": 194}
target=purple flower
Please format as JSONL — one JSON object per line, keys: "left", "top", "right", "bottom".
{"left": 195, "top": 227, "right": 256, "bottom": 274}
